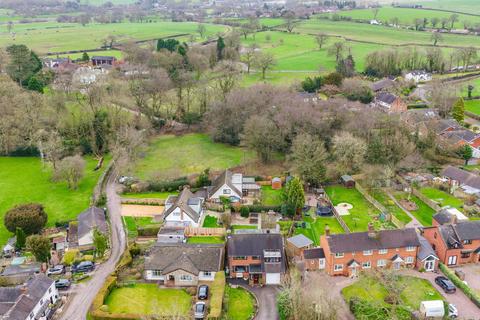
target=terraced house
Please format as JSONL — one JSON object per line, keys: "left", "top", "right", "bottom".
{"left": 422, "top": 220, "right": 480, "bottom": 266}
{"left": 320, "top": 225, "right": 421, "bottom": 277}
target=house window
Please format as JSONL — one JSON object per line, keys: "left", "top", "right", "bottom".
{"left": 378, "top": 249, "right": 388, "bottom": 255}
{"left": 251, "top": 256, "right": 261, "bottom": 260}
{"left": 461, "top": 252, "right": 471, "bottom": 259}
{"left": 223, "top": 189, "right": 231, "bottom": 194}
{"left": 405, "top": 257, "right": 414, "bottom": 264}
{"left": 463, "top": 240, "right": 472, "bottom": 245}
{"left": 432, "top": 244, "right": 436, "bottom": 251}
{"left": 335, "top": 253, "right": 344, "bottom": 258}
{"left": 49, "top": 287, "right": 52, "bottom": 293}
{"left": 362, "top": 261, "right": 371, "bottom": 269}
{"left": 152, "top": 270, "right": 162, "bottom": 276}
{"left": 203, "top": 271, "right": 212, "bottom": 276}
{"left": 377, "top": 259, "right": 387, "bottom": 267}
{"left": 173, "top": 211, "right": 180, "bottom": 216}
{"left": 233, "top": 256, "right": 247, "bottom": 260}
{"left": 363, "top": 250, "right": 373, "bottom": 256}
{"left": 334, "top": 264, "right": 343, "bottom": 271}
{"left": 406, "top": 246, "right": 416, "bottom": 252}
{"left": 447, "top": 255, "right": 457, "bottom": 266}
{"left": 265, "top": 257, "right": 281, "bottom": 263}
{"left": 179, "top": 275, "right": 192, "bottom": 281}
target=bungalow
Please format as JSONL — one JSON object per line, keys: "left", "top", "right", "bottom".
{"left": 208, "top": 170, "right": 260, "bottom": 202}
{"left": 422, "top": 220, "right": 480, "bottom": 266}
{"left": 163, "top": 187, "right": 204, "bottom": 228}
{"left": 227, "top": 233, "right": 285, "bottom": 285}
{"left": 76, "top": 207, "right": 108, "bottom": 247}
{"left": 0, "top": 274, "right": 58, "bottom": 320}
{"left": 144, "top": 243, "right": 224, "bottom": 287}
{"left": 321, "top": 225, "right": 421, "bottom": 277}
{"left": 373, "top": 92, "right": 408, "bottom": 113}
{"left": 405, "top": 70, "right": 432, "bottom": 83}
{"left": 441, "top": 166, "right": 480, "bottom": 195}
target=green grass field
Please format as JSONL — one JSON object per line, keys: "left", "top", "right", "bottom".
{"left": 105, "top": 284, "right": 191, "bottom": 316}
{"left": 325, "top": 185, "right": 380, "bottom": 232}
{"left": 261, "top": 185, "right": 284, "bottom": 206}
{"left": 420, "top": 187, "right": 464, "bottom": 209}
{"left": 465, "top": 100, "right": 480, "bottom": 115}
{"left": 394, "top": 191, "right": 436, "bottom": 226}
{"left": 224, "top": 286, "right": 256, "bottom": 320}
{"left": 295, "top": 213, "right": 345, "bottom": 245}
{"left": 203, "top": 215, "right": 220, "bottom": 228}
{"left": 56, "top": 49, "right": 124, "bottom": 60}
{"left": 325, "top": 7, "right": 480, "bottom": 29}
{"left": 394, "top": 0, "right": 480, "bottom": 13}
{"left": 0, "top": 21, "right": 227, "bottom": 54}
{"left": 0, "top": 156, "right": 109, "bottom": 245}
{"left": 369, "top": 188, "right": 412, "bottom": 225}
{"left": 123, "top": 216, "right": 161, "bottom": 238}
{"left": 186, "top": 236, "right": 225, "bottom": 244}
{"left": 133, "top": 133, "right": 256, "bottom": 180}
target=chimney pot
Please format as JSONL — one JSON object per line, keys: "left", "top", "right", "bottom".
{"left": 325, "top": 226, "right": 331, "bottom": 236}
{"left": 367, "top": 223, "right": 376, "bottom": 238}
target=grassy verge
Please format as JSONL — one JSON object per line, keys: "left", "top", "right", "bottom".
{"left": 224, "top": 285, "right": 256, "bottom": 320}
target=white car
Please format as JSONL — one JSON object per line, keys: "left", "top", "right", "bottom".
{"left": 448, "top": 304, "right": 458, "bottom": 318}
{"left": 194, "top": 302, "right": 206, "bottom": 319}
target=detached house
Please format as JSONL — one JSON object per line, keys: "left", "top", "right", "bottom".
{"left": 227, "top": 233, "right": 285, "bottom": 285}
{"left": 321, "top": 225, "right": 421, "bottom": 277}
{"left": 163, "top": 187, "right": 204, "bottom": 228}
{"left": 144, "top": 243, "right": 224, "bottom": 287}
{"left": 405, "top": 70, "right": 432, "bottom": 83}
{"left": 373, "top": 92, "right": 408, "bottom": 113}
{"left": 208, "top": 170, "right": 260, "bottom": 202}
{"left": 74, "top": 207, "right": 107, "bottom": 248}
{"left": 441, "top": 166, "right": 480, "bottom": 195}
{"left": 422, "top": 220, "right": 480, "bottom": 266}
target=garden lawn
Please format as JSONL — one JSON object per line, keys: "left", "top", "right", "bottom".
{"left": 224, "top": 286, "right": 256, "bottom": 320}
{"left": 0, "top": 156, "right": 109, "bottom": 245}
{"left": 370, "top": 188, "right": 412, "bottom": 225}
{"left": 343, "top": 275, "right": 443, "bottom": 316}
{"left": 121, "top": 191, "right": 176, "bottom": 199}
{"left": 122, "top": 216, "right": 161, "bottom": 238}
{"left": 134, "top": 134, "right": 256, "bottom": 180}
{"left": 203, "top": 215, "right": 221, "bottom": 228}
{"left": 325, "top": 185, "right": 380, "bottom": 232}
{"left": 465, "top": 100, "right": 480, "bottom": 115}
{"left": 186, "top": 236, "right": 225, "bottom": 244}
{"left": 420, "top": 187, "right": 464, "bottom": 210}
{"left": 294, "top": 211, "right": 345, "bottom": 245}
{"left": 261, "top": 186, "right": 284, "bottom": 206}
{"left": 105, "top": 284, "right": 191, "bottom": 316}
{"left": 394, "top": 192, "right": 436, "bottom": 226}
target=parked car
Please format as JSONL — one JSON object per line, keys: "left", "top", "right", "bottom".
{"left": 435, "top": 276, "right": 456, "bottom": 293}
{"left": 198, "top": 285, "right": 209, "bottom": 300}
{"left": 55, "top": 279, "right": 71, "bottom": 290}
{"left": 448, "top": 304, "right": 458, "bottom": 318}
{"left": 47, "top": 265, "right": 65, "bottom": 276}
{"left": 194, "top": 302, "right": 206, "bottom": 319}
{"left": 72, "top": 261, "right": 95, "bottom": 273}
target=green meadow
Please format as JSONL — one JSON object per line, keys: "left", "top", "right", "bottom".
{"left": 391, "top": 0, "right": 480, "bottom": 13}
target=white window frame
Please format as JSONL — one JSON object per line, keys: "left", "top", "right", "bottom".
{"left": 377, "top": 259, "right": 386, "bottom": 267}
{"left": 223, "top": 189, "right": 231, "bottom": 194}
{"left": 179, "top": 274, "right": 193, "bottom": 281}
{"left": 335, "top": 252, "right": 344, "bottom": 258}
{"left": 447, "top": 255, "right": 457, "bottom": 266}
{"left": 362, "top": 261, "right": 371, "bottom": 269}
{"left": 405, "top": 256, "right": 414, "bottom": 264}
{"left": 363, "top": 250, "right": 373, "bottom": 256}
{"left": 406, "top": 246, "right": 416, "bottom": 252}
{"left": 378, "top": 249, "right": 388, "bottom": 255}
{"left": 334, "top": 264, "right": 343, "bottom": 271}
{"left": 203, "top": 271, "right": 212, "bottom": 277}
{"left": 152, "top": 270, "right": 162, "bottom": 276}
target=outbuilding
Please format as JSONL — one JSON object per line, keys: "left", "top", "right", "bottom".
{"left": 272, "top": 177, "right": 282, "bottom": 190}
{"left": 341, "top": 175, "right": 356, "bottom": 188}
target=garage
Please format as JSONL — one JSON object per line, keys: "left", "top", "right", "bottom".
{"left": 265, "top": 273, "right": 281, "bottom": 285}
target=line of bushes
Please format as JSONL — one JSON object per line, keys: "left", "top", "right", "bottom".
{"left": 439, "top": 263, "right": 480, "bottom": 308}
{"left": 148, "top": 177, "right": 189, "bottom": 192}
{"left": 137, "top": 226, "right": 161, "bottom": 237}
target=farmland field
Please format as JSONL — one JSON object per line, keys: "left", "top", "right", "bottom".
{"left": 0, "top": 156, "right": 110, "bottom": 245}
{"left": 391, "top": 0, "right": 480, "bottom": 13}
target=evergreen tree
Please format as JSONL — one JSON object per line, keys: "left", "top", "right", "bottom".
{"left": 284, "top": 177, "right": 305, "bottom": 216}
{"left": 216, "top": 36, "right": 225, "bottom": 60}
{"left": 458, "top": 144, "right": 473, "bottom": 165}
{"left": 15, "top": 227, "right": 26, "bottom": 250}
{"left": 452, "top": 98, "right": 465, "bottom": 123}
{"left": 93, "top": 228, "right": 108, "bottom": 258}
{"left": 336, "top": 54, "right": 355, "bottom": 77}
{"left": 26, "top": 235, "right": 51, "bottom": 263}
{"left": 82, "top": 52, "right": 90, "bottom": 62}
{"left": 26, "top": 75, "right": 44, "bottom": 93}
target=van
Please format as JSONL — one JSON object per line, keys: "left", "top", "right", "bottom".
{"left": 419, "top": 300, "right": 445, "bottom": 318}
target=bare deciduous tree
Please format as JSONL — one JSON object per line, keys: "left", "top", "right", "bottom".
{"left": 54, "top": 155, "right": 86, "bottom": 189}
{"left": 253, "top": 52, "right": 276, "bottom": 79}
{"left": 315, "top": 33, "right": 328, "bottom": 50}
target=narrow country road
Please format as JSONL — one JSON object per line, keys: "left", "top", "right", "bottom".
{"left": 59, "top": 173, "right": 126, "bottom": 320}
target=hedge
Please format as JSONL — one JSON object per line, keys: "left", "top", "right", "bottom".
{"left": 245, "top": 205, "right": 281, "bottom": 213}
{"left": 439, "top": 263, "right": 480, "bottom": 308}
{"left": 137, "top": 226, "right": 161, "bottom": 237}
{"left": 148, "top": 177, "right": 189, "bottom": 192}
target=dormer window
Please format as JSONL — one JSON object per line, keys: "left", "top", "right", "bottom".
{"left": 264, "top": 249, "right": 281, "bottom": 263}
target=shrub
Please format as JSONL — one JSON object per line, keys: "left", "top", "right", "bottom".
{"left": 245, "top": 204, "right": 281, "bottom": 213}
{"left": 137, "top": 226, "right": 161, "bottom": 237}
{"left": 185, "top": 287, "right": 197, "bottom": 295}
{"left": 4, "top": 203, "right": 47, "bottom": 235}
{"left": 240, "top": 206, "right": 250, "bottom": 218}
{"left": 129, "top": 244, "right": 141, "bottom": 257}
{"left": 83, "top": 255, "right": 94, "bottom": 261}
{"left": 148, "top": 177, "right": 189, "bottom": 192}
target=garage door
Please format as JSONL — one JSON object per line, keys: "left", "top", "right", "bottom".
{"left": 265, "top": 273, "right": 281, "bottom": 285}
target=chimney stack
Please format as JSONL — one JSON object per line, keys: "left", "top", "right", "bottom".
{"left": 367, "top": 223, "right": 376, "bottom": 238}
{"left": 450, "top": 213, "right": 457, "bottom": 225}
{"left": 324, "top": 225, "right": 331, "bottom": 236}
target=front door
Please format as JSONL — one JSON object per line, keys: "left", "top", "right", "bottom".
{"left": 425, "top": 260, "right": 434, "bottom": 271}
{"left": 393, "top": 262, "right": 401, "bottom": 270}
{"left": 350, "top": 267, "right": 357, "bottom": 277}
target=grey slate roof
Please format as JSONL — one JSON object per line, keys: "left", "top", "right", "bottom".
{"left": 227, "top": 233, "right": 284, "bottom": 257}
{"left": 287, "top": 234, "right": 313, "bottom": 249}
{"left": 371, "top": 78, "right": 395, "bottom": 92}
{"left": 441, "top": 129, "right": 477, "bottom": 143}
{"left": 376, "top": 92, "right": 397, "bottom": 105}
{"left": 163, "top": 188, "right": 203, "bottom": 223}
{"left": 209, "top": 170, "right": 242, "bottom": 197}
{"left": 1, "top": 263, "right": 41, "bottom": 276}
{"left": 303, "top": 248, "right": 325, "bottom": 259}
{"left": 433, "top": 210, "right": 453, "bottom": 225}
{"left": 144, "top": 243, "right": 224, "bottom": 275}
{"left": 325, "top": 228, "right": 420, "bottom": 253}
{"left": 91, "top": 56, "right": 116, "bottom": 60}
{"left": 417, "top": 235, "right": 438, "bottom": 261}
{"left": 437, "top": 221, "right": 480, "bottom": 249}
{"left": 433, "top": 119, "right": 461, "bottom": 134}
{"left": 78, "top": 207, "right": 107, "bottom": 239}
{"left": 441, "top": 166, "right": 480, "bottom": 190}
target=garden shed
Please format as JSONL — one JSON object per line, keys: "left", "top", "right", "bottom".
{"left": 271, "top": 177, "right": 282, "bottom": 190}
{"left": 341, "top": 175, "right": 356, "bottom": 188}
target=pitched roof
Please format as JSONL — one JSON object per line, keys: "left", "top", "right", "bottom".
{"left": 303, "top": 247, "right": 325, "bottom": 259}
{"left": 441, "top": 166, "right": 480, "bottom": 190}
{"left": 371, "top": 78, "right": 395, "bottom": 92}
{"left": 433, "top": 119, "right": 461, "bottom": 134}
{"left": 325, "top": 228, "right": 420, "bottom": 253}
{"left": 163, "top": 188, "right": 203, "bottom": 223}
{"left": 78, "top": 207, "right": 107, "bottom": 239}
{"left": 144, "top": 243, "right": 224, "bottom": 275}
{"left": 287, "top": 234, "right": 313, "bottom": 249}
{"left": 433, "top": 208, "right": 468, "bottom": 225}
{"left": 227, "top": 233, "right": 284, "bottom": 257}
{"left": 210, "top": 170, "right": 242, "bottom": 197}
{"left": 417, "top": 235, "right": 438, "bottom": 261}
{"left": 441, "top": 129, "right": 477, "bottom": 143}
{"left": 91, "top": 56, "right": 116, "bottom": 60}
{"left": 376, "top": 92, "right": 398, "bottom": 105}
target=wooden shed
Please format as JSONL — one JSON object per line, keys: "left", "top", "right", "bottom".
{"left": 341, "top": 175, "right": 355, "bottom": 188}
{"left": 271, "top": 177, "right": 282, "bottom": 190}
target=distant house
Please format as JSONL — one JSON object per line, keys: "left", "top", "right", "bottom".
{"left": 441, "top": 166, "right": 480, "bottom": 195}
{"left": 405, "top": 71, "right": 432, "bottom": 83}
{"left": 423, "top": 220, "right": 480, "bottom": 266}
{"left": 302, "top": 247, "right": 326, "bottom": 271}
{"left": 43, "top": 57, "right": 71, "bottom": 69}
{"left": 227, "top": 233, "right": 285, "bottom": 285}
{"left": 76, "top": 207, "right": 107, "bottom": 247}
{"left": 373, "top": 92, "right": 408, "bottom": 113}
{"left": 1, "top": 263, "right": 41, "bottom": 284}
{"left": 208, "top": 170, "right": 260, "bottom": 202}
{"left": 371, "top": 78, "right": 395, "bottom": 92}
{"left": 163, "top": 187, "right": 204, "bottom": 228}
{"left": 91, "top": 56, "right": 116, "bottom": 66}
{"left": 0, "top": 274, "right": 58, "bottom": 320}
{"left": 432, "top": 208, "right": 469, "bottom": 226}
{"left": 144, "top": 243, "right": 224, "bottom": 286}
{"left": 286, "top": 234, "right": 314, "bottom": 257}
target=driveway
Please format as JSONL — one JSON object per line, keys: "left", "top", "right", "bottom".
{"left": 58, "top": 175, "right": 126, "bottom": 320}
{"left": 227, "top": 279, "right": 280, "bottom": 320}
{"left": 459, "top": 264, "right": 480, "bottom": 296}
{"left": 402, "top": 270, "right": 480, "bottom": 320}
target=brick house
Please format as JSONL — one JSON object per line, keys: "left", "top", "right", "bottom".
{"left": 373, "top": 92, "right": 408, "bottom": 113}
{"left": 301, "top": 247, "right": 326, "bottom": 271}
{"left": 320, "top": 225, "right": 420, "bottom": 277}
{"left": 227, "top": 233, "right": 285, "bottom": 285}
{"left": 422, "top": 220, "right": 480, "bottom": 266}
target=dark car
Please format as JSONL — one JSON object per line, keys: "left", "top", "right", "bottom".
{"left": 72, "top": 261, "right": 95, "bottom": 273}
{"left": 47, "top": 265, "right": 65, "bottom": 276}
{"left": 435, "top": 276, "right": 456, "bottom": 293}
{"left": 198, "top": 285, "right": 209, "bottom": 300}
{"left": 55, "top": 279, "right": 71, "bottom": 290}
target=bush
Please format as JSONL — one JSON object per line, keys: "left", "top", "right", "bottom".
{"left": 440, "top": 263, "right": 480, "bottom": 307}
{"left": 4, "top": 203, "right": 48, "bottom": 235}
{"left": 148, "top": 177, "right": 189, "bottom": 192}
{"left": 137, "top": 226, "right": 161, "bottom": 237}
{"left": 245, "top": 204, "right": 281, "bottom": 213}
{"left": 185, "top": 287, "right": 197, "bottom": 295}
{"left": 129, "top": 244, "right": 141, "bottom": 257}
{"left": 240, "top": 206, "right": 250, "bottom": 218}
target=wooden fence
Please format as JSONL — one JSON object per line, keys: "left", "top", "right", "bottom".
{"left": 185, "top": 227, "right": 226, "bottom": 237}
{"left": 320, "top": 187, "right": 350, "bottom": 233}
{"left": 396, "top": 175, "right": 442, "bottom": 212}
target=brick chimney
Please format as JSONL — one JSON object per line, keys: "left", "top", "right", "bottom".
{"left": 324, "top": 225, "right": 330, "bottom": 236}
{"left": 450, "top": 213, "right": 457, "bottom": 225}
{"left": 367, "top": 223, "right": 376, "bottom": 238}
